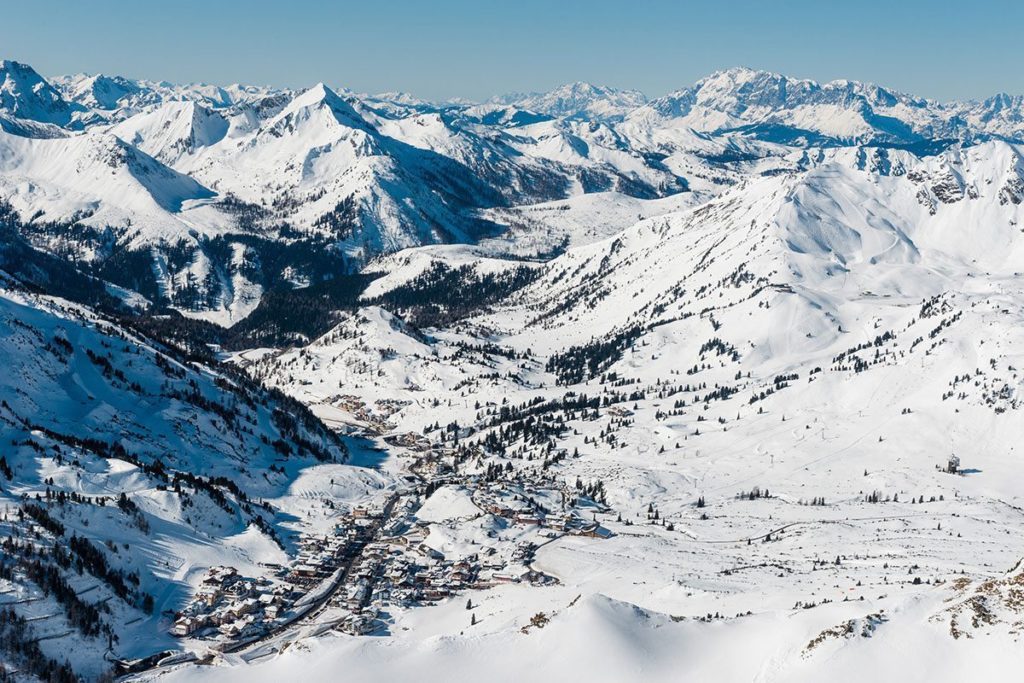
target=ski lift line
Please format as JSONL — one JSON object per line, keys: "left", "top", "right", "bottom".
{"left": 691, "top": 408, "right": 818, "bottom": 473}
{"left": 707, "top": 407, "right": 899, "bottom": 495}
{"left": 691, "top": 511, "right": 948, "bottom": 545}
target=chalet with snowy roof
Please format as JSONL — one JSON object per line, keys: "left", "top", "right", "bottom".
{"left": 171, "top": 616, "right": 203, "bottom": 637}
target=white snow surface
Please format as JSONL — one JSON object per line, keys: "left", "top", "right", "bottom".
{"left": 3, "top": 59, "right": 1024, "bottom": 682}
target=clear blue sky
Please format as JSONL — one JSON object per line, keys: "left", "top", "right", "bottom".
{"left": 2, "top": 0, "right": 1021, "bottom": 102}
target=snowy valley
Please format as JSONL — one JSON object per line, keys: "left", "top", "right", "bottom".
{"left": 0, "top": 57, "right": 1023, "bottom": 682}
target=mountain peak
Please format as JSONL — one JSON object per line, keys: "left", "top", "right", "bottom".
{"left": 303, "top": 81, "right": 337, "bottom": 102}
{"left": 702, "top": 65, "right": 780, "bottom": 81}
{"left": 552, "top": 81, "right": 610, "bottom": 94}
{"left": 266, "top": 81, "right": 373, "bottom": 137}
{"left": 490, "top": 81, "right": 647, "bottom": 122}
{"left": 71, "top": 73, "right": 143, "bottom": 110}
{"left": 0, "top": 59, "right": 79, "bottom": 127}
{"left": 289, "top": 82, "right": 362, "bottom": 119}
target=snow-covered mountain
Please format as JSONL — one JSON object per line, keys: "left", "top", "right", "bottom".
{"left": 505, "top": 141, "right": 1024, "bottom": 347}
{"left": 58, "top": 73, "right": 161, "bottom": 113}
{"left": 491, "top": 81, "right": 648, "bottom": 121}
{"left": 1, "top": 59, "right": 1022, "bottom": 324}
{"left": 0, "top": 125, "right": 214, "bottom": 230}
{"left": 1, "top": 59, "right": 86, "bottom": 127}
{"left": 0, "top": 271, "right": 353, "bottom": 678}
{"left": 0, "top": 65, "right": 687, "bottom": 321}
{"left": 631, "top": 67, "right": 1024, "bottom": 146}
{"left": 51, "top": 71, "right": 286, "bottom": 122}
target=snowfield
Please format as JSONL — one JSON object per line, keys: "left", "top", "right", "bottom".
{"left": 154, "top": 574, "right": 1024, "bottom": 683}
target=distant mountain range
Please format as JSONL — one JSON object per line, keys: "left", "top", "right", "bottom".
{"left": 1, "top": 58, "right": 1023, "bottom": 325}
